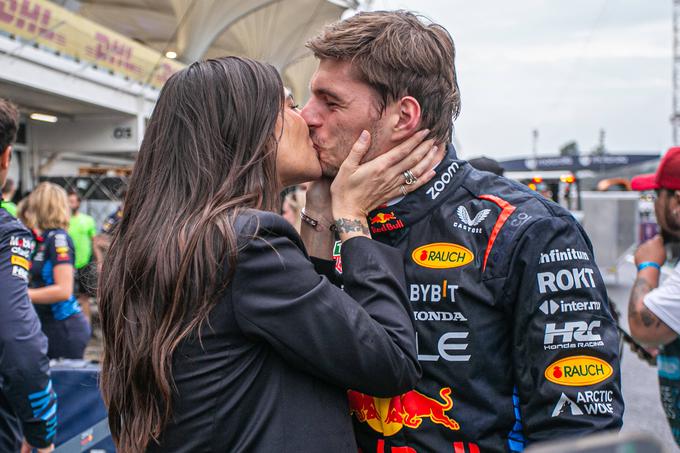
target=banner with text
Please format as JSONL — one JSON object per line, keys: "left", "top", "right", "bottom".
{"left": 0, "top": 0, "right": 185, "bottom": 89}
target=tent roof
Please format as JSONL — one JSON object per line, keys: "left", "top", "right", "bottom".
{"left": 73, "top": 0, "right": 357, "bottom": 99}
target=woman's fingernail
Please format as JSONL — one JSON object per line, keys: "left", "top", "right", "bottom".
{"left": 421, "top": 129, "right": 431, "bottom": 136}
{"left": 359, "top": 130, "right": 369, "bottom": 143}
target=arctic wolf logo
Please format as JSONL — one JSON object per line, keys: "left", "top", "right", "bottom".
{"left": 457, "top": 206, "right": 491, "bottom": 227}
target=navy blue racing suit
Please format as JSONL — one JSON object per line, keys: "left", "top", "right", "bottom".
{"left": 0, "top": 208, "right": 57, "bottom": 450}
{"left": 30, "top": 229, "right": 90, "bottom": 359}
{"left": 336, "top": 146, "right": 623, "bottom": 453}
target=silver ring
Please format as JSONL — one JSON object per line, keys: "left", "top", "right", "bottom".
{"left": 403, "top": 169, "right": 417, "bottom": 185}
{"left": 400, "top": 184, "right": 407, "bottom": 196}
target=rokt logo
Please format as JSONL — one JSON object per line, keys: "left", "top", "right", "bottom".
{"left": 348, "top": 388, "right": 460, "bottom": 437}
{"left": 545, "top": 356, "right": 613, "bottom": 386}
{"left": 537, "top": 268, "right": 596, "bottom": 294}
{"left": 412, "top": 243, "right": 474, "bottom": 269}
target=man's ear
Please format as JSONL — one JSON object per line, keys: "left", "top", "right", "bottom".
{"left": 389, "top": 96, "right": 422, "bottom": 142}
{"left": 0, "top": 145, "right": 11, "bottom": 170}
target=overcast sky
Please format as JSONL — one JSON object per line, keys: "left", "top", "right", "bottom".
{"left": 367, "top": 0, "right": 672, "bottom": 160}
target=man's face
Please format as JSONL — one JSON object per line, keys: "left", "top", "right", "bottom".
{"left": 655, "top": 189, "right": 680, "bottom": 241}
{"left": 301, "top": 59, "right": 388, "bottom": 177}
{"left": 68, "top": 194, "right": 80, "bottom": 214}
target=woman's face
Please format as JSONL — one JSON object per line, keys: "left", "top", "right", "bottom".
{"left": 276, "top": 95, "right": 322, "bottom": 187}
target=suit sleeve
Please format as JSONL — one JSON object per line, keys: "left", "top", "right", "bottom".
{"left": 507, "top": 215, "right": 623, "bottom": 443}
{"left": 0, "top": 229, "right": 57, "bottom": 447}
{"left": 231, "top": 220, "right": 421, "bottom": 397}
{"left": 47, "top": 231, "right": 74, "bottom": 267}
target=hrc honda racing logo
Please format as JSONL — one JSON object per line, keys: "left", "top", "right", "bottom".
{"left": 543, "top": 321, "right": 604, "bottom": 350}
{"left": 348, "top": 388, "right": 460, "bottom": 437}
{"left": 412, "top": 243, "right": 473, "bottom": 269}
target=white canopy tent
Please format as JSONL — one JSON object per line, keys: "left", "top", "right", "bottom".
{"left": 74, "top": 0, "right": 358, "bottom": 100}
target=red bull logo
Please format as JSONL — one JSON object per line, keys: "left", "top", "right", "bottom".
{"left": 369, "top": 211, "right": 405, "bottom": 234}
{"left": 370, "top": 212, "right": 397, "bottom": 224}
{"left": 348, "top": 388, "right": 460, "bottom": 436}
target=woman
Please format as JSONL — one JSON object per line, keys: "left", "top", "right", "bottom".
{"left": 25, "top": 182, "right": 91, "bottom": 359}
{"left": 99, "top": 57, "right": 438, "bottom": 452}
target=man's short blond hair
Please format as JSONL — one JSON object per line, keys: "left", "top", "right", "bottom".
{"left": 29, "top": 182, "right": 70, "bottom": 230}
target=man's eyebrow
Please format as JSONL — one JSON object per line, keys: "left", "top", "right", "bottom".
{"left": 314, "top": 87, "right": 344, "bottom": 102}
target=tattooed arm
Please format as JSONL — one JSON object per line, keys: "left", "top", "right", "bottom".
{"left": 628, "top": 236, "right": 678, "bottom": 346}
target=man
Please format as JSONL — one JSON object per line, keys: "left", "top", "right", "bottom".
{"left": 67, "top": 190, "right": 96, "bottom": 322}
{"left": 468, "top": 156, "right": 505, "bottom": 176}
{"left": 627, "top": 147, "right": 680, "bottom": 447}
{"left": 300, "top": 11, "right": 623, "bottom": 452}
{"left": 0, "top": 99, "right": 57, "bottom": 451}
{"left": 92, "top": 192, "right": 124, "bottom": 273}
{"left": 1, "top": 178, "right": 17, "bottom": 217}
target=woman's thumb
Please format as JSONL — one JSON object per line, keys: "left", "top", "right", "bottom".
{"left": 345, "top": 130, "right": 371, "bottom": 166}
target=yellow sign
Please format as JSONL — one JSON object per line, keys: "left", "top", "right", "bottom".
{"left": 11, "top": 255, "right": 29, "bottom": 270}
{"left": 411, "top": 243, "right": 474, "bottom": 269}
{"left": 545, "top": 356, "right": 613, "bottom": 387}
{"left": 0, "top": 0, "right": 185, "bottom": 89}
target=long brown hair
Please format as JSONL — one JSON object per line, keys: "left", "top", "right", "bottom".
{"left": 99, "top": 57, "right": 283, "bottom": 452}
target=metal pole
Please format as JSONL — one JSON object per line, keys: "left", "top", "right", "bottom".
{"left": 672, "top": 0, "right": 680, "bottom": 145}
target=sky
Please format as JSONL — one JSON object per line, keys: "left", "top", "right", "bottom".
{"left": 366, "top": 0, "right": 672, "bottom": 160}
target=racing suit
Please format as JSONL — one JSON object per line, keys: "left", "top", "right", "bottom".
{"left": 338, "top": 146, "right": 623, "bottom": 452}
{"left": 0, "top": 208, "right": 58, "bottom": 450}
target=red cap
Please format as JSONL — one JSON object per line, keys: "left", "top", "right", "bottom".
{"left": 631, "top": 147, "right": 680, "bottom": 191}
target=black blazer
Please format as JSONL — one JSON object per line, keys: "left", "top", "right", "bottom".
{"left": 147, "top": 210, "right": 420, "bottom": 452}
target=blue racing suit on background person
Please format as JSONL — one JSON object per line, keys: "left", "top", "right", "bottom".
{"left": 30, "top": 229, "right": 90, "bottom": 359}
{"left": 0, "top": 208, "right": 57, "bottom": 450}
{"left": 337, "top": 145, "right": 623, "bottom": 453}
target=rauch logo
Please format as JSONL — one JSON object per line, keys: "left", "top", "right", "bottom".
{"left": 545, "top": 355, "right": 613, "bottom": 386}
{"left": 411, "top": 243, "right": 474, "bottom": 269}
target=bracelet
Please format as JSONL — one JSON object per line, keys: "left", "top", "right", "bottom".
{"left": 637, "top": 261, "right": 661, "bottom": 272}
{"left": 300, "top": 208, "right": 336, "bottom": 232}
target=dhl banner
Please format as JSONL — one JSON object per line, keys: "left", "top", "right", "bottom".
{"left": 0, "top": 0, "right": 185, "bottom": 89}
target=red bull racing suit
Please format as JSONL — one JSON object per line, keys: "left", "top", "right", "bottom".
{"left": 0, "top": 208, "right": 58, "bottom": 450}
{"left": 335, "top": 146, "right": 623, "bottom": 452}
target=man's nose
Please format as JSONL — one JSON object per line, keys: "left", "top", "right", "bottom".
{"left": 300, "top": 100, "right": 320, "bottom": 128}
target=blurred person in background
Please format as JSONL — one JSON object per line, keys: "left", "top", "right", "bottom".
{"left": 1, "top": 178, "right": 17, "bottom": 217}
{"left": 468, "top": 156, "right": 505, "bottom": 176}
{"left": 98, "top": 56, "right": 435, "bottom": 452}
{"left": 627, "top": 147, "right": 680, "bottom": 447}
{"left": 67, "top": 190, "right": 96, "bottom": 322}
{"left": 0, "top": 99, "right": 56, "bottom": 452}
{"left": 281, "top": 185, "right": 307, "bottom": 231}
{"left": 26, "top": 182, "right": 90, "bottom": 359}
{"left": 92, "top": 189, "right": 124, "bottom": 273}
